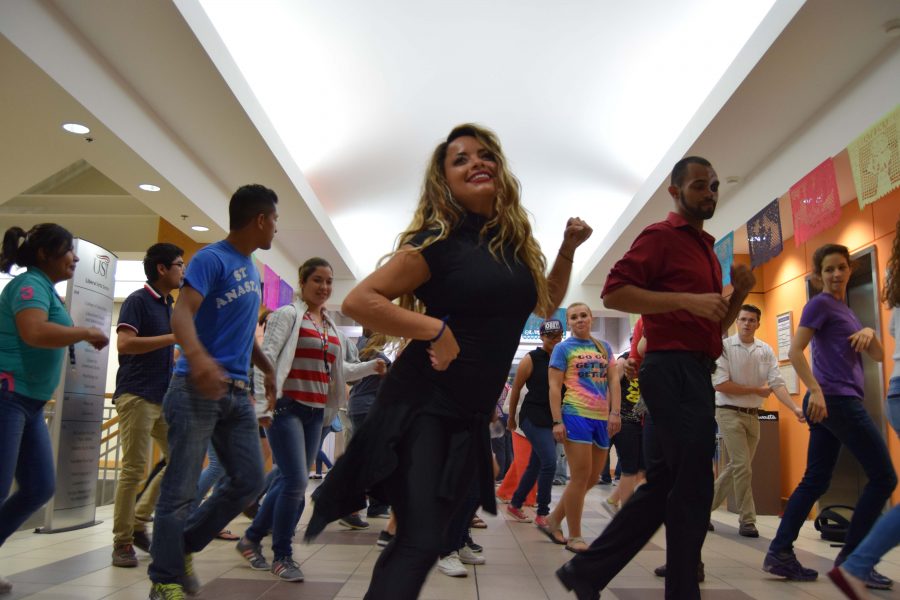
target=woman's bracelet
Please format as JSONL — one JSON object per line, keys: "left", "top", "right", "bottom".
{"left": 429, "top": 317, "right": 449, "bottom": 343}
{"left": 558, "top": 250, "right": 574, "bottom": 263}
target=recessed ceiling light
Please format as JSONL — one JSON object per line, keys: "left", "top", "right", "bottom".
{"left": 62, "top": 123, "right": 90, "bottom": 134}
{"left": 138, "top": 184, "right": 161, "bottom": 192}
{"left": 191, "top": 225, "right": 210, "bottom": 232}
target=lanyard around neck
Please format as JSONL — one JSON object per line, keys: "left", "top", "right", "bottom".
{"left": 305, "top": 311, "right": 331, "bottom": 377}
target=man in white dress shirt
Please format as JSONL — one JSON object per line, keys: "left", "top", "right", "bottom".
{"left": 711, "top": 304, "right": 804, "bottom": 538}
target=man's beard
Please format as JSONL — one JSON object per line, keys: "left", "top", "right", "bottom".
{"left": 679, "top": 191, "right": 716, "bottom": 220}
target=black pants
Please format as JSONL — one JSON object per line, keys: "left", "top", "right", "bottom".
{"left": 441, "top": 478, "right": 480, "bottom": 556}
{"left": 568, "top": 352, "right": 716, "bottom": 600}
{"left": 349, "top": 412, "right": 390, "bottom": 517}
{"left": 364, "top": 412, "right": 474, "bottom": 600}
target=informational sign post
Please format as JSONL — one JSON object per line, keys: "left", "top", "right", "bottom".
{"left": 776, "top": 311, "right": 793, "bottom": 362}
{"left": 39, "top": 239, "right": 116, "bottom": 533}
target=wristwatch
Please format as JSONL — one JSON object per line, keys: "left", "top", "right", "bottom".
{"left": 553, "top": 419, "right": 563, "bottom": 425}
{"left": 610, "top": 410, "right": 621, "bottom": 416}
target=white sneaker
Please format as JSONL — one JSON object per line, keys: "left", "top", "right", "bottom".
{"left": 437, "top": 552, "right": 468, "bottom": 577}
{"left": 0, "top": 574, "right": 11, "bottom": 594}
{"left": 458, "top": 546, "right": 486, "bottom": 565}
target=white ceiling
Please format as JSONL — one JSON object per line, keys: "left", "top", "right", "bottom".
{"left": 0, "top": 0, "right": 898, "bottom": 307}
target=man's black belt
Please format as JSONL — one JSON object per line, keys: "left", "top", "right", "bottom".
{"left": 717, "top": 404, "right": 758, "bottom": 415}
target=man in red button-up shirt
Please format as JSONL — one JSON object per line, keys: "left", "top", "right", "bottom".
{"left": 557, "top": 157, "right": 755, "bottom": 600}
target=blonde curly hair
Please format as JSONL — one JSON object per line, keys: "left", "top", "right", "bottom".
{"left": 389, "top": 123, "right": 552, "bottom": 316}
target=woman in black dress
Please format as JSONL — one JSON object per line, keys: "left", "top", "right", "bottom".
{"left": 306, "top": 124, "right": 591, "bottom": 599}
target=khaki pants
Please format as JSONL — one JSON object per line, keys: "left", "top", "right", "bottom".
{"left": 112, "top": 393, "right": 168, "bottom": 545}
{"left": 711, "top": 407, "right": 760, "bottom": 525}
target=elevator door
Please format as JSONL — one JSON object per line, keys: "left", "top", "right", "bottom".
{"left": 805, "top": 247, "right": 887, "bottom": 509}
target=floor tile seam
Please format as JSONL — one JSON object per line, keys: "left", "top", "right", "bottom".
{"left": 481, "top": 516, "right": 545, "bottom": 599}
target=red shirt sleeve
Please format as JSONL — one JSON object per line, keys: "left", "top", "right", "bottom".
{"left": 601, "top": 225, "right": 664, "bottom": 298}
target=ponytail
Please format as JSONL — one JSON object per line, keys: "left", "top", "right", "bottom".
{"left": 0, "top": 227, "right": 27, "bottom": 273}
{"left": 0, "top": 223, "right": 74, "bottom": 274}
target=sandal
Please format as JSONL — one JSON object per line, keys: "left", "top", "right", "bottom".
{"left": 565, "top": 536, "right": 588, "bottom": 553}
{"left": 215, "top": 529, "right": 239, "bottom": 541}
{"left": 470, "top": 515, "right": 488, "bottom": 529}
{"left": 537, "top": 518, "right": 567, "bottom": 545}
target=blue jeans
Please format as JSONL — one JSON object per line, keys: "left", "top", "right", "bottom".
{"left": 148, "top": 375, "right": 264, "bottom": 584}
{"left": 0, "top": 387, "right": 55, "bottom": 546}
{"left": 245, "top": 399, "right": 323, "bottom": 559}
{"left": 770, "top": 392, "right": 897, "bottom": 558}
{"left": 511, "top": 417, "right": 556, "bottom": 516}
{"left": 555, "top": 442, "right": 568, "bottom": 480}
{"left": 196, "top": 443, "right": 225, "bottom": 501}
{"left": 842, "top": 377, "right": 900, "bottom": 578}
{"left": 316, "top": 425, "right": 335, "bottom": 474}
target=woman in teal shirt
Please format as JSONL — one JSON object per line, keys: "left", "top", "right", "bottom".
{"left": 0, "top": 224, "right": 108, "bottom": 595}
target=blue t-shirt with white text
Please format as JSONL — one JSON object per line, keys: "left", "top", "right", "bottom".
{"left": 174, "top": 240, "right": 260, "bottom": 382}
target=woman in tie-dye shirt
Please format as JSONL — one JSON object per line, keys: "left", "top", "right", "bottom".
{"left": 543, "top": 302, "right": 620, "bottom": 553}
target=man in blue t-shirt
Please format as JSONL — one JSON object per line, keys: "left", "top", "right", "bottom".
{"left": 148, "top": 185, "right": 279, "bottom": 600}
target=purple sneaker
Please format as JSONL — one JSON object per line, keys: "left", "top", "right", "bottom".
{"left": 763, "top": 551, "right": 818, "bottom": 581}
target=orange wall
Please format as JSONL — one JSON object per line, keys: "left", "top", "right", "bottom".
{"left": 157, "top": 218, "right": 206, "bottom": 300}
{"left": 751, "top": 187, "right": 900, "bottom": 504}
{"left": 157, "top": 218, "right": 206, "bottom": 263}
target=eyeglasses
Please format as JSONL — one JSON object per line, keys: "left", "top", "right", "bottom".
{"left": 169, "top": 261, "right": 186, "bottom": 269}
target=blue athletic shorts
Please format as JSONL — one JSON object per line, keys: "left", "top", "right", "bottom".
{"left": 562, "top": 413, "right": 609, "bottom": 449}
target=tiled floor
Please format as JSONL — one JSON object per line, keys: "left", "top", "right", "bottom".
{"left": 2, "top": 481, "right": 898, "bottom": 599}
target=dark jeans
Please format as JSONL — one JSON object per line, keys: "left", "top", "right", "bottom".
{"left": 0, "top": 387, "right": 55, "bottom": 546}
{"left": 511, "top": 416, "right": 556, "bottom": 516}
{"left": 196, "top": 442, "right": 225, "bottom": 501}
{"left": 245, "top": 399, "right": 323, "bottom": 559}
{"left": 567, "top": 351, "right": 716, "bottom": 600}
{"left": 491, "top": 429, "right": 513, "bottom": 481}
{"left": 364, "top": 412, "right": 475, "bottom": 600}
{"left": 350, "top": 412, "right": 390, "bottom": 517}
{"left": 149, "top": 375, "right": 264, "bottom": 584}
{"left": 770, "top": 393, "right": 897, "bottom": 558}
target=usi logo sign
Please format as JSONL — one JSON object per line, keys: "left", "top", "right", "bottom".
{"left": 94, "top": 255, "right": 111, "bottom": 277}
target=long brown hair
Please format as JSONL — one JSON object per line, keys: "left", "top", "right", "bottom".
{"left": 388, "top": 124, "right": 552, "bottom": 316}
{"left": 885, "top": 217, "right": 900, "bottom": 308}
{"left": 359, "top": 332, "right": 399, "bottom": 361}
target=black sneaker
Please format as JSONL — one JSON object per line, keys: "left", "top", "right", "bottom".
{"left": 376, "top": 530, "right": 394, "bottom": 548}
{"left": 556, "top": 562, "right": 600, "bottom": 600}
{"left": 339, "top": 514, "right": 370, "bottom": 530}
{"left": 133, "top": 530, "right": 152, "bottom": 553}
{"left": 763, "top": 550, "right": 818, "bottom": 581}
{"left": 653, "top": 562, "right": 705, "bottom": 582}
{"left": 366, "top": 507, "right": 391, "bottom": 519}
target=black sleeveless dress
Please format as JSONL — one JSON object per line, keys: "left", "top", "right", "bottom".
{"left": 306, "top": 212, "right": 538, "bottom": 537}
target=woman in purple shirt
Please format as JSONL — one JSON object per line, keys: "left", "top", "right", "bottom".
{"left": 763, "top": 244, "right": 896, "bottom": 590}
